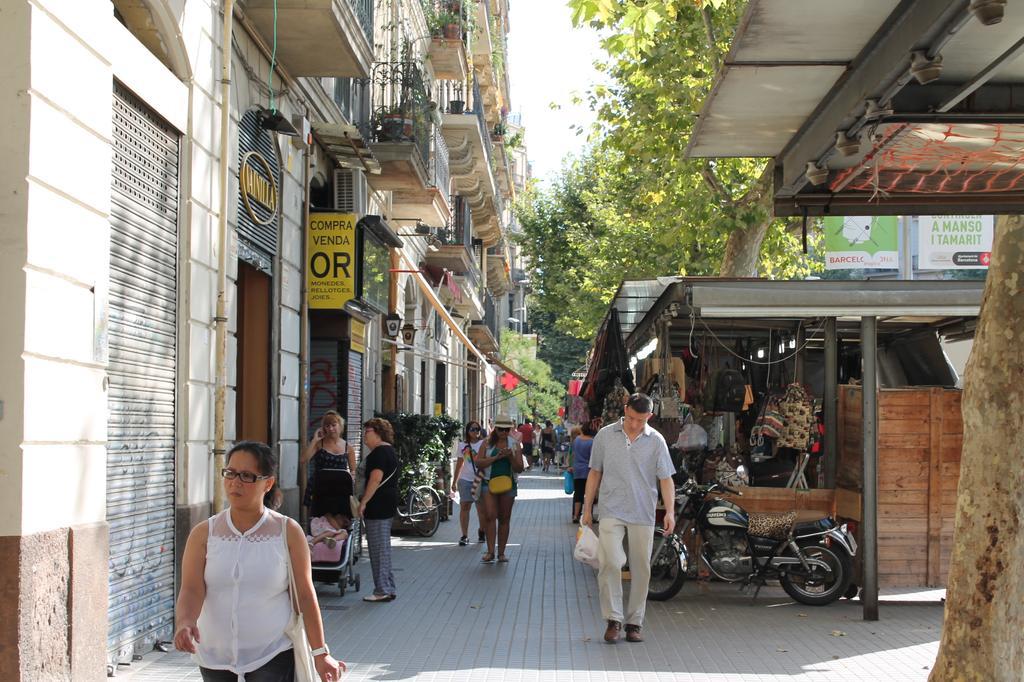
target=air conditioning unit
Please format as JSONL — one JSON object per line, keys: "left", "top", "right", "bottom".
{"left": 334, "top": 168, "right": 368, "bottom": 216}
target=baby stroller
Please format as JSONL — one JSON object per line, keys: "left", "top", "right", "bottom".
{"left": 307, "top": 467, "right": 361, "bottom": 596}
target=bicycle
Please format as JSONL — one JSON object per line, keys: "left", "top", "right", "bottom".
{"left": 394, "top": 484, "right": 442, "bottom": 537}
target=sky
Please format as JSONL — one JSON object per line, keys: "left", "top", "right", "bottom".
{"left": 506, "top": 1, "right": 605, "bottom": 185}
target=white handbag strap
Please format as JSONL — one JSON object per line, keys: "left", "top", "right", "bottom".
{"left": 282, "top": 521, "right": 302, "bottom": 617}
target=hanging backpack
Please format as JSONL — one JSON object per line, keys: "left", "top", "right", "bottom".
{"left": 705, "top": 369, "right": 746, "bottom": 412}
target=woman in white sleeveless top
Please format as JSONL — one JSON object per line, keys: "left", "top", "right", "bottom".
{"left": 174, "top": 441, "right": 344, "bottom": 682}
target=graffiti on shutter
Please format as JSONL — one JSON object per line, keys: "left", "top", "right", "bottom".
{"left": 107, "top": 82, "right": 179, "bottom": 672}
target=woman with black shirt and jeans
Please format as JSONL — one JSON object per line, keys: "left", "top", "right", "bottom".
{"left": 358, "top": 418, "right": 400, "bottom": 602}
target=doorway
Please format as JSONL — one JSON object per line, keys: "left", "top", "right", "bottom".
{"left": 236, "top": 261, "right": 271, "bottom": 443}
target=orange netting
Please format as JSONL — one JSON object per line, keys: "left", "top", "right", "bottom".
{"left": 831, "top": 123, "right": 1024, "bottom": 195}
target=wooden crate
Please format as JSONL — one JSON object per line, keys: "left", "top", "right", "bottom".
{"left": 836, "top": 386, "right": 963, "bottom": 588}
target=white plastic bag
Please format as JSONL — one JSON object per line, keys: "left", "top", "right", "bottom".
{"left": 574, "top": 525, "right": 601, "bottom": 569}
{"left": 675, "top": 423, "right": 708, "bottom": 451}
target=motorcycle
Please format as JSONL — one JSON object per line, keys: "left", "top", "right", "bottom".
{"left": 648, "top": 475, "right": 857, "bottom": 606}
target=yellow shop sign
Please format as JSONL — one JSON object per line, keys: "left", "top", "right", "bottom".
{"left": 307, "top": 212, "right": 357, "bottom": 309}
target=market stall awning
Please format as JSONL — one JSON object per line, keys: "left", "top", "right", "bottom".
{"left": 616, "top": 278, "right": 984, "bottom": 352}
{"left": 688, "top": 280, "right": 984, "bottom": 319}
{"left": 607, "top": 277, "right": 682, "bottom": 340}
{"left": 686, "top": 0, "right": 1024, "bottom": 216}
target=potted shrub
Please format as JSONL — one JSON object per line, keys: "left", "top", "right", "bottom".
{"left": 449, "top": 99, "right": 465, "bottom": 114}
{"left": 379, "top": 107, "right": 413, "bottom": 141}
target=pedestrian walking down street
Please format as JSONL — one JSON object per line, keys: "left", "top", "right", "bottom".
{"left": 540, "top": 421, "right": 556, "bottom": 472}
{"left": 517, "top": 420, "right": 535, "bottom": 466}
{"left": 581, "top": 394, "right": 675, "bottom": 644}
{"left": 359, "top": 418, "right": 401, "bottom": 602}
{"left": 475, "top": 413, "right": 525, "bottom": 563}
{"left": 174, "top": 441, "right": 344, "bottom": 682}
{"left": 451, "top": 420, "right": 487, "bottom": 546}
{"left": 569, "top": 418, "right": 600, "bottom": 524}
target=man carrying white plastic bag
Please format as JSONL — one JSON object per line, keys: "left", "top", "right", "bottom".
{"left": 573, "top": 524, "right": 601, "bottom": 569}
{"left": 581, "top": 393, "right": 675, "bottom": 645}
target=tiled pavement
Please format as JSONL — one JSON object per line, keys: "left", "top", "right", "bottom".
{"left": 123, "top": 471, "right": 944, "bottom": 681}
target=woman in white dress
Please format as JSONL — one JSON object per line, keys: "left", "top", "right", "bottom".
{"left": 174, "top": 441, "right": 344, "bottom": 682}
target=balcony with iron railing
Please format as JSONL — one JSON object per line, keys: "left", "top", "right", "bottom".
{"left": 367, "top": 60, "right": 451, "bottom": 226}
{"left": 485, "top": 240, "right": 512, "bottom": 295}
{"left": 423, "top": 0, "right": 470, "bottom": 81}
{"left": 244, "top": 0, "right": 374, "bottom": 78}
{"left": 437, "top": 78, "right": 503, "bottom": 245}
{"left": 469, "top": 290, "right": 500, "bottom": 354}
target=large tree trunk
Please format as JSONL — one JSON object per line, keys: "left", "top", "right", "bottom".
{"left": 930, "top": 214, "right": 1024, "bottom": 681}
{"left": 719, "top": 217, "right": 771, "bottom": 277}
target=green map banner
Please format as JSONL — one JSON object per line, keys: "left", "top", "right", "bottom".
{"left": 823, "top": 216, "right": 898, "bottom": 269}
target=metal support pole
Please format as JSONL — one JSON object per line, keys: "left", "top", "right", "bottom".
{"left": 900, "top": 215, "right": 914, "bottom": 280}
{"left": 824, "top": 318, "right": 838, "bottom": 487}
{"left": 861, "top": 315, "right": 879, "bottom": 621}
{"left": 794, "top": 324, "right": 806, "bottom": 383}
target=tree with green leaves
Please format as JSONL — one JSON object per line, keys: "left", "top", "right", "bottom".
{"left": 527, "top": 309, "right": 590, "bottom": 385}
{"left": 514, "top": 0, "right": 820, "bottom": 344}
{"left": 499, "top": 329, "right": 566, "bottom": 420}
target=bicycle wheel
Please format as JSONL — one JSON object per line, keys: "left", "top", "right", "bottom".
{"left": 409, "top": 486, "right": 441, "bottom": 537}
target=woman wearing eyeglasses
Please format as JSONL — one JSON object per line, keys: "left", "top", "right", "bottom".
{"left": 357, "top": 418, "right": 401, "bottom": 603}
{"left": 451, "top": 421, "right": 487, "bottom": 546}
{"left": 474, "top": 413, "right": 525, "bottom": 563}
{"left": 174, "top": 441, "right": 344, "bottom": 682}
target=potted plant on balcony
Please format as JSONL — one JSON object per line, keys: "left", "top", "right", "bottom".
{"left": 449, "top": 99, "right": 465, "bottom": 114}
{"left": 378, "top": 105, "right": 414, "bottom": 142}
{"left": 491, "top": 121, "right": 507, "bottom": 142}
{"left": 428, "top": 9, "right": 463, "bottom": 40}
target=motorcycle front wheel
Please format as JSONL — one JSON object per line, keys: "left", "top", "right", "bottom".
{"left": 780, "top": 543, "right": 852, "bottom": 606}
{"left": 647, "top": 531, "right": 687, "bottom": 601}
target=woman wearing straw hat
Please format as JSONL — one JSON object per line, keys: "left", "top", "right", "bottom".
{"left": 473, "top": 413, "right": 525, "bottom": 563}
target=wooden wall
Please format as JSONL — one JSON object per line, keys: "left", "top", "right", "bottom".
{"left": 836, "top": 386, "right": 963, "bottom": 588}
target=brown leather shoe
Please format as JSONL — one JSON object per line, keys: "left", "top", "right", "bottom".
{"left": 625, "top": 625, "right": 643, "bottom": 642}
{"left": 603, "top": 620, "right": 622, "bottom": 643}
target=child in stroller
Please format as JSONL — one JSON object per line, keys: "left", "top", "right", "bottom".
{"left": 307, "top": 467, "right": 361, "bottom": 594}
{"left": 307, "top": 515, "right": 350, "bottom": 561}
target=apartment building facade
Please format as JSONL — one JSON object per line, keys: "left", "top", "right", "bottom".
{"left": 0, "top": 0, "right": 525, "bottom": 677}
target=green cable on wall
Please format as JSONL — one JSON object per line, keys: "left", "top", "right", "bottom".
{"left": 268, "top": 0, "right": 278, "bottom": 112}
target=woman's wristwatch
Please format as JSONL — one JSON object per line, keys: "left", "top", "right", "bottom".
{"left": 311, "top": 645, "right": 330, "bottom": 657}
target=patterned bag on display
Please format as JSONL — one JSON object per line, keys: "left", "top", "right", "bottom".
{"left": 754, "top": 396, "right": 784, "bottom": 440}
{"left": 777, "top": 383, "right": 813, "bottom": 450}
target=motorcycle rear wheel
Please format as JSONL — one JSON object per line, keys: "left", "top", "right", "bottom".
{"left": 647, "top": 531, "right": 687, "bottom": 601}
{"left": 780, "top": 543, "right": 852, "bottom": 606}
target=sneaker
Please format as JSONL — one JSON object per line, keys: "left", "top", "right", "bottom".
{"left": 458, "top": 536, "right": 468, "bottom": 546}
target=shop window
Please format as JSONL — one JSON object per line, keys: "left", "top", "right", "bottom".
{"left": 360, "top": 229, "right": 389, "bottom": 312}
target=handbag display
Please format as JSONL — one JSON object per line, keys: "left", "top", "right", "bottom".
{"left": 777, "top": 383, "right": 813, "bottom": 450}
{"left": 283, "top": 530, "right": 318, "bottom": 682}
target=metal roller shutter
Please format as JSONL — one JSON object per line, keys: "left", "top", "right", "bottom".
{"left": 347, "top": 350, "right": 363, "bottom": 461}
{"left": 237, "top": 110, "right": 280, "bottom": 272}
{"left": 107, "top": 82, "right": 179, "bottom": 672}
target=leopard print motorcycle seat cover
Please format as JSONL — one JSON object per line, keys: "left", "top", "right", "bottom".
{"left": 746, "top": 511, "right": 797, "bottom": 540}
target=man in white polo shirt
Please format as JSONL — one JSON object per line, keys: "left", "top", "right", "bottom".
{"left": 581, "top": 393, "right": 675, "bottom": 644}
